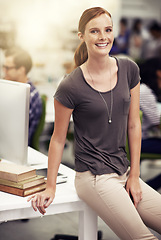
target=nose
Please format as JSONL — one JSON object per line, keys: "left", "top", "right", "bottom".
{"left": 98, "top": 31, "right": 107, "bottom": 41}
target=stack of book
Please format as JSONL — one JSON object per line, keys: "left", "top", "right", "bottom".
{"left": 0, "top": 162, "right": 46, "bottom": 197}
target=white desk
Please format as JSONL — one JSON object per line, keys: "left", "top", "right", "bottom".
{"left": 0, "top": 148, "right": 97, "bottom": 240}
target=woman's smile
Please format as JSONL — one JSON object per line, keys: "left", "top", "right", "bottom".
{"left": 95, "top": 43, "right": 108, "bottom": 48}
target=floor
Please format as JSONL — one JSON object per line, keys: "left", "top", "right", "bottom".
{"left": 1, "top": 132, "right": 161, "bottom": 240}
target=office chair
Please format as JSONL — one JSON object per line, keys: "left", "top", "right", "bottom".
{"left": 31, "top": 94, "right": 47, "bottom": 151}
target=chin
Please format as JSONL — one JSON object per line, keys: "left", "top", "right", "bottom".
{"left": 97, "top": 50, "right": 110, "bottom": 57}
{"left": 95, "top": 47, "right": 111, "bottom": 56}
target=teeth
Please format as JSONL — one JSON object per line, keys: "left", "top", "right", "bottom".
{"left": 96, "top": 43, "right": 107, "bottom": 47}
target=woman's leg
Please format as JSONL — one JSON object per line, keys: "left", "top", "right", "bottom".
{"left": 137, "top": 179, "right": 161, "bottom": 234}
{"left": 75, "top": 171, "right": 159, "bottom": 240}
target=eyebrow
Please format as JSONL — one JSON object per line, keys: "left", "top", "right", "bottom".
{"left": 89, "top": 26, "right": 113, "bottom": 30}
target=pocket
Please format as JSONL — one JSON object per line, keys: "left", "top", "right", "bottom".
{"left": 75, "top": 171, "right": 96, "bottom": 189}
{"left": 123, "top": 98, "right": 131, "bottom": 115}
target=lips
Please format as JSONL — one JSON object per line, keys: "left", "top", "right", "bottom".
{"left": 95, "top": 43, "right": 108, "bottom": 47}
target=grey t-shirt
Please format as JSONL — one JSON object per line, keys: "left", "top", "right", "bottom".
{"left": 54, "top": 57, "right": 140, "bottom": 175}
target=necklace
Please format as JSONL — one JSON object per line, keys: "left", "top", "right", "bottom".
{"left": 86, "top": 63, "right": 113, "bottom": 124}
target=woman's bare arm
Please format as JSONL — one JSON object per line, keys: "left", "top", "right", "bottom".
{"left": 126, "top": 82, "right": 142, "bottom": 208}
{"left": 28, "top": 99, "right": 73, "bottom": 214}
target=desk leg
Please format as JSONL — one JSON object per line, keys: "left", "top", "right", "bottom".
{"left": 78, "top": 205, "right": 97, "bottom": 240}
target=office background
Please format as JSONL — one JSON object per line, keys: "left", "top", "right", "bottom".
{"left": 0, "top": 0, "right": 161, "bottom": 83}
{"left": 0, "top": 0, "right": 161, "bottom": 239}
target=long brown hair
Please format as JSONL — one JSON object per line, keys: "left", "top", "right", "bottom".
{"left": 74, "top": 7, "right": 112, "bottom": 67}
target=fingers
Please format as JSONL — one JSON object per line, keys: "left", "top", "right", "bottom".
{"left": 27, "top": 191, "right": 54, "bottom": 215}
{"left": 27, "top": 194, "right": 38, "bottom": 212}
{"left": 27, "top": 194, "right": 35, "bottom": 202}
{"left": 44, "top": 198, "right": 53, "bottom": 208}
{"left": 132, "top": 191, "right": 142, "bottom": 208}
{"left": 37, "top": 195, "right": 48, "bottom": 215}
{"left": 125, "top": 177, "right": 143, "bottom": 208}
{"left": 127, "top": 189, "right": 142, "bottom": 208}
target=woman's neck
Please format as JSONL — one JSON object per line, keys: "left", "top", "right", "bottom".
{"left": 86, "top": 55, "right": 111, "bottom": 74}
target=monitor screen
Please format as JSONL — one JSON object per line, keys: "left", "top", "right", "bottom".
{"left": 0, "top": 79, "right": 30, "bottom": 165}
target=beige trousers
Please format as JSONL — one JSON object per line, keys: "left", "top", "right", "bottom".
{"left": 75, "top": 169, "right": 161, "bottom": 240}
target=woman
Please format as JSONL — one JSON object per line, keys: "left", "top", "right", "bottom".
{"left": 28, "top": 7, "right": 161, "bottom": 239}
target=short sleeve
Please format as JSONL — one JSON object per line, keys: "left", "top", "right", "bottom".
{"left": 54, "top": 75, "right": 76, "bottom": 109}
{"left": 127, "top": 59, "right": 141, "bottom": 89}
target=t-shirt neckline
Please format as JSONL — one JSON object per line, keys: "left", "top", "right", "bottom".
{"left": 78, "top": 56, "right": 119, "bottom": 94}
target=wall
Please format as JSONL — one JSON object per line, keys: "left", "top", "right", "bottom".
{"left": 121, "top": 0, "right": 161, "bottom": 21}
{"left": 0, "top": 0, "right": 161, "bottom": 82}
{"left": 0, "top": 0, "right": 121, "bottom": 82}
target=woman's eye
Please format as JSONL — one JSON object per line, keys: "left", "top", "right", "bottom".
{"left": 106, "top": 28, "right": 112, "bottom": 32}
{"left": 91, "top": 30, "right": 98, "bottom": 33}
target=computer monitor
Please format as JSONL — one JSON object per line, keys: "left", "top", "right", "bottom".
{"left": 0, "top": 79, "right": 30, "bottom": 165}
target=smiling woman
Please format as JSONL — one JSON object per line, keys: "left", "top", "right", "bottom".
{"left": 28, "top": 7, "right": 161, "bottom": 240}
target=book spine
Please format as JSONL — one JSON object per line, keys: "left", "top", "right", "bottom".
{"left": 0, "top": 184, "right": 23, "bottom": 196}
{"left": 24, "top": 183, "right": 46, "bottom": 196}
{"left": 0, "top": 172, "right": 18, "bottom": 182}
{"left": 18, "top": 170, "right": 36, "bottom": 182}
{"left": 0, "top": 183, "right": 46, "bottom": 197}
{"left": 0, "top": 170, "right": 36, "bottom": 182}
{"left": 0, "top": 177, "right": 45, "bottom": 189}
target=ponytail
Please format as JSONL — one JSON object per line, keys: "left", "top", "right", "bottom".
{"left": 74, "top": 41, "right": 88, "bottom": 68}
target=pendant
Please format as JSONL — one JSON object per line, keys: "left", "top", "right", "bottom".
{"left": 108, "top": 119, "right": 112, "bottom": 124}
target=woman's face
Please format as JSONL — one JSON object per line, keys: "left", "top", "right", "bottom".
{"left": 79, "top": 13, "right": 114, "bottom": 58}
{"left": 3, "top": 56, "right": 19, "bottom": 81}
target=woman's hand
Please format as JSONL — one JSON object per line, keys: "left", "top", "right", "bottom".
{"left": 125, "top": 176, "right": 142, "bottom": 208}
{"left": 27, "top": 188, "right": 55, "bottom": 215}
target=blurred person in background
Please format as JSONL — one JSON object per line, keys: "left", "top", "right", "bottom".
{"left": 140, "top": 57, "right": 161, "bottom": 153}
{"left": 129, "top": 19, "right": 143, "bottom": 62}
{"left": 142, "top": 21, "right": 161, "bottom": 60}
{"left": 110, "top": 17, "right": 130, "bottom": 55}
{"left": 140, "top": 57, "right": 161, "bottom": 191}
{"left": 3, "top": 46, "right": 42, "bottom": 146}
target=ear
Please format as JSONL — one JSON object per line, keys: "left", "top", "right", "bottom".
{"left": 18, "top": 66, "right": 26, "bottom": 75}
{"left": 78, "top": 32, "right": 84, "bottom": 41}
